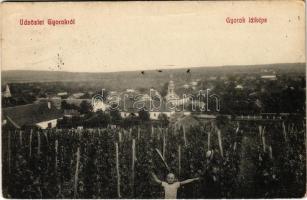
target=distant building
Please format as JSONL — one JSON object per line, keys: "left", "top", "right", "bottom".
{"left": 57, "top": 92, "right": 68, "bottom": 96}
{"left": 235, "top": 85, "right": 244, "bottom": 90}
{"left": 92, "top": 98, "right": 106, "bottom": 112}
{"left": 261, "top": 75, "right": 277, "bottom": 80}
{"left": 70, "top": 92, "right": 85, "bottom": 99}
{"left": 190, "top": 81, "right": 198, "bottom": 86}
{"left": 208, "top": 76, "right": 217, "bottom": 81}
{"left": 117, "top": 98, "right": 191, "bottom": 120}
{"left": 3, "top": 84, "right": 12, "bottom": 98}
{"left": 140, "top": 94, "right": 151, "bottom": 101}
{"left": 2, "top": 101, "right": 62, "bottom": 129}
{"left": 64, "top": 109, "right": 80, "bottom": 117}
{"left": 126, "top": 89, "right": 136, "bottom": 93}
{"left": 50, "top": 97, "right": 62, "bottom": 109}
{"left": 149, "top": 88, "right": 162, "bottom": 99}
{"left": 120, "top": 111, "right": 139, "bottom": 118}
{"left": 183, "top": 84, "right": 189, "bottom": 89}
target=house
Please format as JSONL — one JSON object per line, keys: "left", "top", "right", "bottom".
{"left": 235, "top": 84, "right": 244, "bottom": 90}
{"left": 116, "top": 97, "right": 191, "bottom": 120}
{"left": 261, "top": 75, "right": 277, "bottom": 80}
{"left": 190, "top": 81, "right": 198, "bottom": 86}
{"left": 50, "top": 97, "right": 62, "bottom": 109}
{"left": 2, "top": 101, "right": 63, "bottom": 129}
{"left": 57, "top": 92, "right": 68, "bottom": 96}
{"left": 183, "top": 84, "right": 189, "bottom": 89}
{"left": 208, "top": 76, "right": 217, "bottom": 81}
{"left": 126, "top": 89, "right": 136, "bottom": 93}
{"left": 140, "top": 94, "right": 151, "bottom": 101}
{"left": 64, "top": 109, "right": 80, "bottom": 117}
{"left": 92, "top": 97, "right": 107, "bottom": 112}
{"left": 70, "top": 92, "right": 85, "bottom": 99}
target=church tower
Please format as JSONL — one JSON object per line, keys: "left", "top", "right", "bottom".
{"left": 165, "top": 74, "right": 179, "bottom": 104}
{"left": 168, "top": 80, "right": 175, "bottom": 95}
{"left": 3, "top": 84, "right": 12, "bottom": 98}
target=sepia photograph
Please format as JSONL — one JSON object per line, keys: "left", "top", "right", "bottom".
{"left": 1, "top": 1, "right": 306, "bottom": 199}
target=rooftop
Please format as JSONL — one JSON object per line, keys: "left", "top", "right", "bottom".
{"left": 2, "top": 101, "right": 63, "bottom": 128}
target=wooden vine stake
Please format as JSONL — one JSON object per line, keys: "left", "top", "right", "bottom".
{"left": 163, "top": 131, "right": 166, "bottom": 159}
{"left": 183, "top": 126, "right": 187, "bottom": 147}
{"left": 217, "top": 128, "right": 223, "bottom": 157}
{"left": 151, "top": 125, "right": 154, "bottom": 138}
{"left": 258, "top": 125, "right": 262, "bottom": 142}
{"left": 115, "top": 143, "right": 121, "bottom": 198}
{"left": 207, "top": 131, "right": 211, "bottom": 151}
{"left": 262, "top": 126, "right": 266, "bottom": 152}
{"left": 19, "top": 130, "right": 23, "bottom": 146}
{"left": 8, "top": 131, "right": 11, "bottom": 174}
{"left": 55, "top": 139, "right": 58, "bottom": 171}
{"left": 118, "top": 132, "right": 122, "bottom": 143}
{"left": 129, "top": 128, "right": 132, "bottom": 140}
{"left": 282, "top": 121, "right": 287, "bottom": 142}
{"left": 137, "top": 126, "right": 140, "bottom": 140}
{"left": 37, "top": 131, "right": 41, "bottom": 155}
{"left": 234, "top": 123, "right": 239, "bottom": 152}
{"left": 178, "top": 145, "right": 181, "bottom": 177}
{"left": 269, "top": 145, "right": 273, "bottom": 159}
{"left": 73, "top": 147, "right": 80, "bottom": 198}
{"left": 29, "top": 129, "right": 33, "bottom": 157}
{"left": 233, "top": 141, "right": 237, "bottom": 151}
{"left": 44, "top": 131, "right": 49, "bottom": 146}
{"left": 131, "top": 139, "right": 136, "bottom": 196}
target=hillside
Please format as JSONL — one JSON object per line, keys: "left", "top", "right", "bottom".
{"left": 2, "top": 63, "right": 305, "bottom": 91}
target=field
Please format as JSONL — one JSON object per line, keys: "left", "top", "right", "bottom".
{"left": 2, "top": 119, "right": 305, "bottom": 198}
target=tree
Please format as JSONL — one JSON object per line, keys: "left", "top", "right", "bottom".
{"left": 160, "top": 82, "right": 169, "bottom": 98}
{"left": 110, "top": 109, "right": 122, "bottom": 124}
{"left": 79, "top": 100, "right": 92, "bottom": 114}
{"left": 61, "top": 100, "right": 68, "bottom": 110}
{"left": 121, "top": 115, "right": 139, "bottom": 128}
{"left": 84, "top": 111, "right": 111, "bottom": 128}
{"left": 138, "top": 109, "right": 150, "bottom": 121}
{"left": 158, "top": 113, "right": 169, "bottom": 127}
{"left": 216, "top": 115, "right": 229, "bottom": 130}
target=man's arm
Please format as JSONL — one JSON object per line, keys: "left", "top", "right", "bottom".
{"left": 151, "top": 172, "right": 162, "bottom": 184}
{"left": 180, "top": 177, "right": 200, "bottom": 186}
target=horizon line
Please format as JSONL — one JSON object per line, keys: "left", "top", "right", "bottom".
{"left": 2, "top": 62, "right": 306, "bottom": 74}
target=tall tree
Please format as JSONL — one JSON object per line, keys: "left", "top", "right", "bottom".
{"left": 79, "top": 100, "right": 92, "bottom": 114}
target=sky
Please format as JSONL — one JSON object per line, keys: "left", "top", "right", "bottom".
{"left": 2, "top": 1, "right": 305, "bottom": 72}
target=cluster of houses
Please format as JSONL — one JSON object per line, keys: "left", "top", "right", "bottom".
{"left": 90, "top": 79, "right": 196, "bottom": 120}
{"left": 2, "top": 79, "right": 197, "bottom": 129}
{"left": 1, "top": 68, "right": 280, "bottom": 130}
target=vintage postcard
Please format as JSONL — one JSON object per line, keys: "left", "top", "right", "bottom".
{"left": 1, "top": 1, "right": 306, "bottom": 199}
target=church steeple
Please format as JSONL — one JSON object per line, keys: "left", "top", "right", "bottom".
{"left": 168, "top": 74, "right": 175, "bottom": 94}
{"left": 165, "top": 75, "right": 179, "bottom": 103}
{"left": 3, "top": 84, "right": 12, "bottom": 98}
{"left": 168, "top": 80, "right": 175, "bottom": 94}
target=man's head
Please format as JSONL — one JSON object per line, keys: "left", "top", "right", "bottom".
{"left": 166, "top": 173, "right": 176, "bottom": 184}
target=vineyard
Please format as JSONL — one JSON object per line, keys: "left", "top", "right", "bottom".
{"left": 2, "top": 119, "right": 306, "bottom": 199}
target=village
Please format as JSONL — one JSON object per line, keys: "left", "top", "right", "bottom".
{"left": 2, "top": 66, "right": 305, "bottom": 130}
